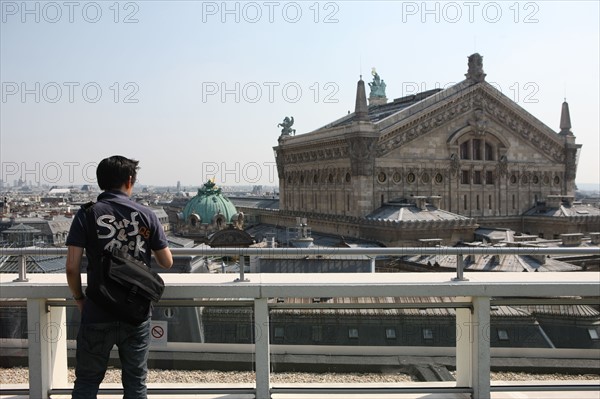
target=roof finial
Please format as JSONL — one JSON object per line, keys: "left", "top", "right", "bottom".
{"left": 559, "top": 99, "right": 573, "bottom": 136}
{"left": 465, "top": 53, "right": 486, "bottom": 83}
{"left": 354, "top": 76, "right": 369, "bottom": 122}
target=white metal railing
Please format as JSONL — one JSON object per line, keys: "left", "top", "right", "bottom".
{"left": 3, "top": 245, "right": 599, "bottom": 283}
{"left": 0, "top": 246, "right": 599, "bottom": 399}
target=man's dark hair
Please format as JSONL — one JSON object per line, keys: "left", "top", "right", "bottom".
{"left": 96, "top": 155, "right": 140, "bottom": 191}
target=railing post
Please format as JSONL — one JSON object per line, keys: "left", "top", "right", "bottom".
{"left": 235, "top": 255, "right": 249, "bottom": 282}
{"left": 50, "top": 300, "right": 68, "bottom": 388}
{"left": 254, "top": 297, "right": 271, "bottom": 399}
{"left": 453, "top": 254, "right": 469, "bottom": 281}
{"left": 27, "top": 299, "right": 50, "bottom": 399}
{"left": 455, "top": 296, "right": 491, "bottom": 398}
{"left": 26, "top": 298, "right": 68, "bottom": 399}
{"left": 13, "top": 254, "right": 29, "bottom": 282}
{"left": 471, "top": 296, "right": 491, "bottom": 399}
{"left": 455, "top": 296, "right": 471, "bottom": 388}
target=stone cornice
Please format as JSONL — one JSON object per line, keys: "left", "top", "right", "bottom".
{"left": 278, "top": 139, "right": 350, "bottom": 166}
{"left": 278, "top": 123, "right": 355, "bottom": 147}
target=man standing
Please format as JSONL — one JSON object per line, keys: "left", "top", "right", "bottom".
{"left": 66, "top": 155, "right": 173, "bottom": 398}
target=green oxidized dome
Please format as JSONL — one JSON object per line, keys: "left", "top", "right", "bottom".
{"left": 181, "top": 180, "right": 238, "bottom": 225}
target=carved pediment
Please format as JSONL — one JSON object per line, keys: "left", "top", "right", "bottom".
{"left": 376, "top": 85, "right": 566, "bottom": 163}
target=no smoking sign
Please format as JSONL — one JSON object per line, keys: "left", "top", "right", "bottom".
{"left": 150, "top": 320, "right": 168, "bottom": 348}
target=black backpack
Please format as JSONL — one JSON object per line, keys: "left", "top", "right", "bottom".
{"left": 83, "top": 201, "right": 165, "bottom": 325}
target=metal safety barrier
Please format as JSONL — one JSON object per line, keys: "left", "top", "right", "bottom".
{"left": 1, "top": 246, "right": 599, "bottom": 399}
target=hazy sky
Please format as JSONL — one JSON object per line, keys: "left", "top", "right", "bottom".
{"left": 1, "top": 1, "right": 598, "bottom": 188}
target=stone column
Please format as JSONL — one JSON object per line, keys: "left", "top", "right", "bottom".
{"left": 346, "top": 127, "right": 378, "bottom": 217}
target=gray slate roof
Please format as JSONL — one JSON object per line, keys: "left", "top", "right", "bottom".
{"left": 367, "top": 204, "right": 471, "bottom": 222}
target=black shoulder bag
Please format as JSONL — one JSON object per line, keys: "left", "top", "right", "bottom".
{"left": 83, "top": 202, "right": 165, "bottom": 325}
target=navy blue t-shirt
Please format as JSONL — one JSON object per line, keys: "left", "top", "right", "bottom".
{"left": 66, "top": 190, "right": 169, "bottom": 323}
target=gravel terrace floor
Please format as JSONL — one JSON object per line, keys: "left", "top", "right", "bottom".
{"left": 1, "top": 367, "right": 599, "bottom": 385}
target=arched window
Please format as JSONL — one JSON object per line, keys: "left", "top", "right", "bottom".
{"left": 454, "top": 132, "right": 504, "bottom": 189}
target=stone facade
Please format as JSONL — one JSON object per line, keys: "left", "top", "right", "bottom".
{"left": 274, "top": 54, "right": 581, "bottom": 224}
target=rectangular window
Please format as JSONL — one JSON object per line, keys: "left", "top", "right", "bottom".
{"left": 473, "top": 171, "right": 482, "bottom": 184}
{"left": 497, "top": 329, "right": 509, "bottom": 341}
{"left": 385, "top": 328, "right": 397, "bottom": 339}
{"left": 476, "top": 195, "right": 480, "bottom": 210}
{"left": 274, "top": 327, "right": 285, "bottom": 339}
{"left": 485, "top": 142, "right": 494, "bottom": 161}
{"left": 422, "top": 328, "right": 433, "bottom": 340}
{"left": 488, "top": 195, "right": 492, "bottom": 210}
{"left": 498, "top": 329, "right": 509, "bottom": 341}
{"left": 461, "top": 170, "right": 470, "bottom": 184}
{"left": 486, "top": 170, "right": 494, "bottom": 185}
{"left": 348, "top": 328, "right": 359, "bottom": 339}
{"left": 463, "top": 195, "right": 468, "bottom": 210}
{"left": 473, "top": 139, "right": 482, "bottom": 160}
{"left": 460, "top": 141, "right": 470, "bottom": 159}
{"left": 588, "top": 328, "right": 599, "bottom": 340}
{"left": 512, "top": 195, "right": 516, "bottom": 210}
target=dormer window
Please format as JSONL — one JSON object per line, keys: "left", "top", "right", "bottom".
{"left": 189, "top": 213, "right": 201, "bottom": 227}
{"left": 497, "top": 329, "right": 509, "bottom": 341}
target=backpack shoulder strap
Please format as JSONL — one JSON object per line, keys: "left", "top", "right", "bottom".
{"left": 81, "top": 202, "right": 101, "bottom": 261}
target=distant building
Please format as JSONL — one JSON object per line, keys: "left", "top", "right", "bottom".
{"left": 0, "top": 216, "right": 72, "bottom": 246}
{"left": 200, "top": 296, "right": 600, "bottom": 350}
{"left": 175, "top": 180, "right": 251, "bottom": 246}
{"left": 265, "top": 53, "right": 595, "bottom": 245}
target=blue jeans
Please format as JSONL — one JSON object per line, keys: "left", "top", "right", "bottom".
{"left": 72, "top": 319, "right": 151, "bottom": 399}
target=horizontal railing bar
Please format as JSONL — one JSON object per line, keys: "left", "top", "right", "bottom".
{"left": 271, "top": 386, "right": 473, "bottom": 394}
{"left": 48, "top": 387, "right": 257, "bottom": 395}
{"left": 0, "top": 390, "right": 29, "bottom": 396}
{"left": 11, "top": 383, "right": 600, "bottom": 397}
{"left": 44, "top": 299, "right": 257, "bottom": 308}
{"left": 269, "top": 302, "right": 473, "bottom": 309}
{"left": 11, "top": 297, "right": 600, "bottom": 309}
{"left": 490, "top": 383, "right": 600, "bottom": 392}
{"left": 1, "top": 246, "right": 599, "bottom": 257}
